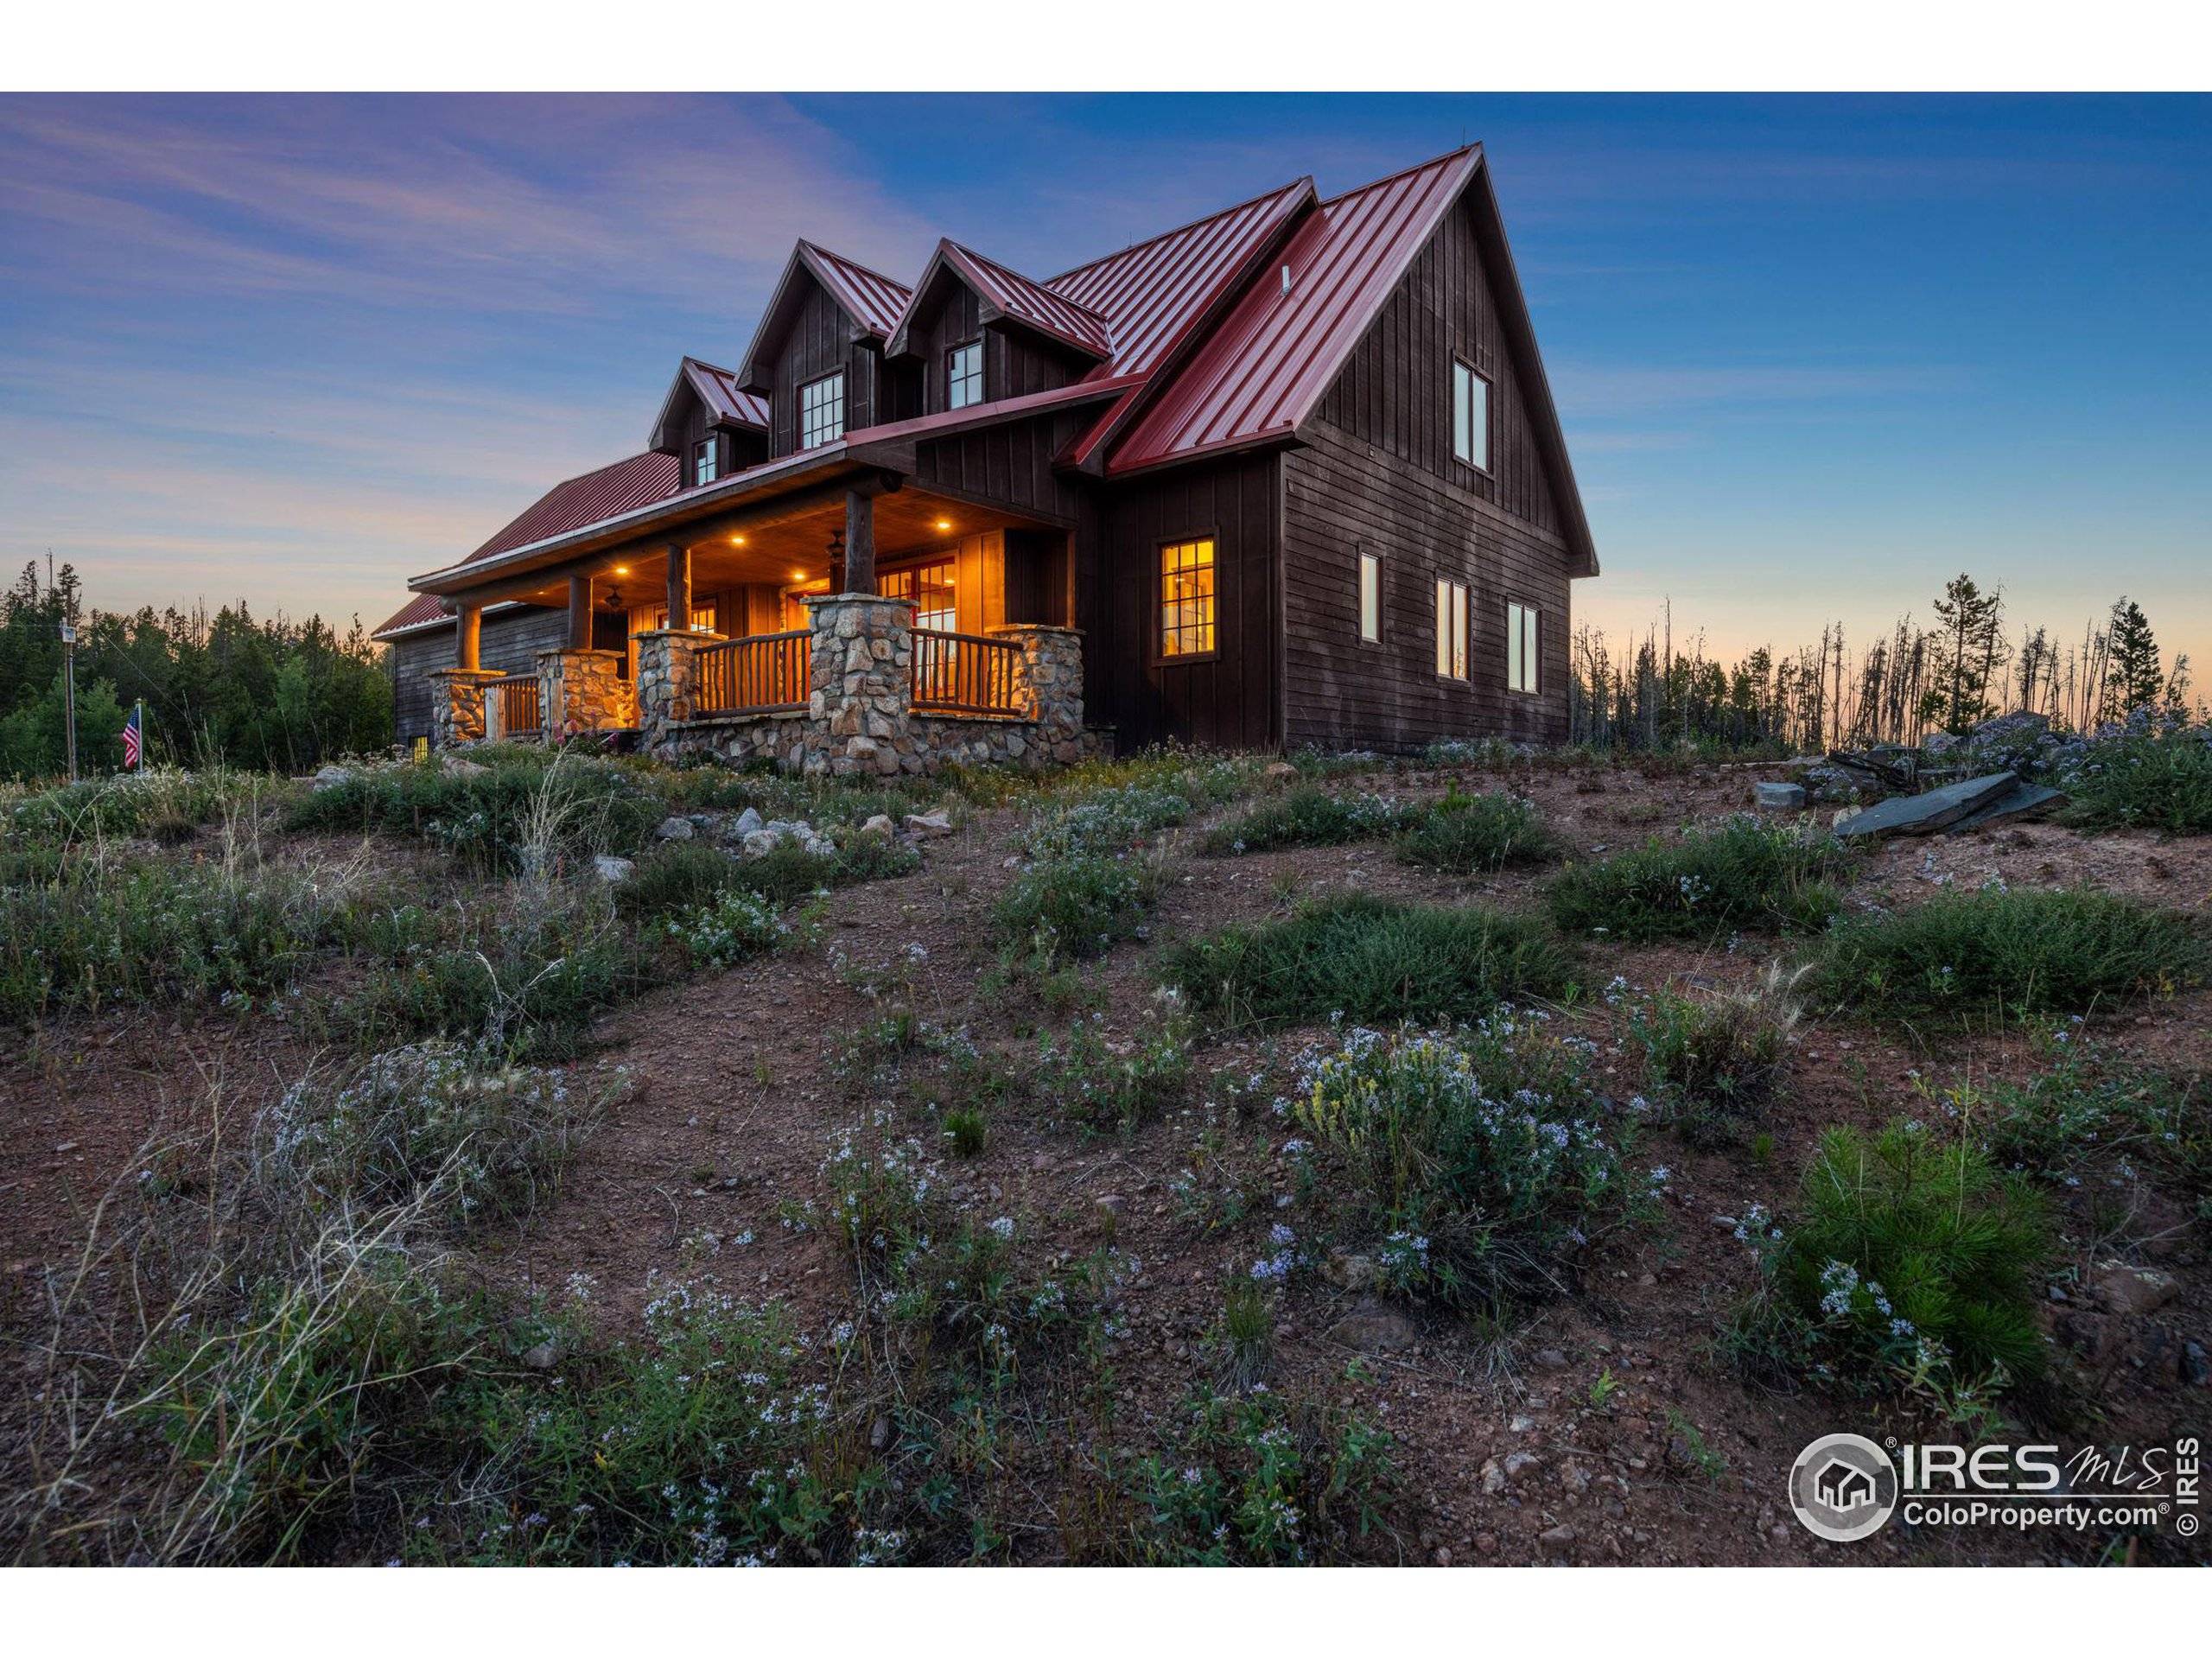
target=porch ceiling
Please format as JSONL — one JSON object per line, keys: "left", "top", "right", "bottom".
{"left": 460, "top": 487, "right": 1058, "bottom": 612}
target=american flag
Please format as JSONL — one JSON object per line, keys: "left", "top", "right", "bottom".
{"left": 123, "top": 702, "right": 143, "bottom": 770}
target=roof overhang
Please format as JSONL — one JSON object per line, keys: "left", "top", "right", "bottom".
{"left": 649, "top": 357, "right": 767, "bottom": 453}
{"left": 887, "top": 239, "right": 1111, "bottom": 362}
{"left": 735, "top": 242, "right": 908, "bottom": 394}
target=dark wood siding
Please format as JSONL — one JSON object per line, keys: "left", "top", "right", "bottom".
{"left": 912, "top": 410, "right": 1090, "bottom": 524}
{"left": 1089, "top": 450, "right": 1280, "bottom": 753}
{"left": 768, "top": 283, "right": 881, "bottom": 459}
{"left": 389, "top": 603, "right": 569, "bottom": 742}
{"left": 1281, "top": 192, "right": 1573, "bottom": 751}
{"left": 896, "top": 283, "right": 1090, "bottom": 419}
{"left": 1314, "top": 195, "right": 1560, "bottom": 537}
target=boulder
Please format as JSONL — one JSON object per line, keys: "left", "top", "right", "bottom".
{"left": 1834, "top": 772, "right": 2019, "bottom": 842}
{"left": 657, "top": 816, "right": 696, "bottom": 841}
{"left": 444, "top": 757, "right": 488, "bottom": 779}
{"left": 592, "top": 855, "right": 635, "bottom": 884}
{"left": 860, "top": 813, "right": 896, "bottom": 838}
{"left": 731, "top": 806, "right": 765, "bottom": 837}
{"left": 904, "top": 810, "right": 956, "bottom": 838}
{"left": 1753, "top": 781, "right": 1808, "bottom": 811}
{"left": 2091, "top": 1259, "right": 2178, "bottom": 1319}
{"left": 1946, "top": 781, "right": 2066, "bottom": 835}
{"left": 312, "top": 764, "right": 357, "bottom": 791}
{"left": 741, "top": 830, "right": 783, "bottom": 859}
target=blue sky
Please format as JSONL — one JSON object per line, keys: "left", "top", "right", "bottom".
{"left": 3, "top": 93, "right": 2205, "bottom": 680}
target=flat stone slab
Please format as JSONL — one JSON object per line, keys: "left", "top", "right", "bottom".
{"left": 1947, "top": 781, "right": 2067, "bottom": 835}
{"left": 1835, "top": 771, "right": 2019, "bottom": 841}
{"left": 1753, "top": 781, "right": 1808, "bottom": 811}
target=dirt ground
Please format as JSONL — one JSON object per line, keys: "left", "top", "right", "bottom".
{"left": 5, "top": 758, "right": 2208, "bottom": 1566}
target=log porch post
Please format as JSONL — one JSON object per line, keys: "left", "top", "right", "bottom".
{"left": 842, "top": 489, "right": 876, "bottom": 595}
{"left": 567, "top": 573, "right": 595, "bottom": 649}
{"left": 456, "top": 601, "right": 482, "bottom": 672}
{"left": 664, "top": 542, "right": 691, "bottom": 627}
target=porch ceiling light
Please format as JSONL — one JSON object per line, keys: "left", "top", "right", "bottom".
{"left": 732, "top": 534, "right": 747, "bottom": 546}
{"left": 935, "top": 518, "right": 952, "bottom": 530}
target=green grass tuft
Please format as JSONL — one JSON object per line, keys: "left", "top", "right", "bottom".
{"left": 1547, "top": 815, "right": 1847, "bottom": 943}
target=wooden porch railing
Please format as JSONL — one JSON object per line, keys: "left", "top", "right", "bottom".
{"left": 695, "top": 630, "right": 810, "bottom": 716}
{"left": 490, "top": 673, "right": 541, "bottom": 741}
{"left": 912, "top": 628, "right": 1020, "bottom": 715}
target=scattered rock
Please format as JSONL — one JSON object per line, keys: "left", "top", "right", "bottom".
{"left": 1321, "top": 1251, "right": 1381, "bottom": 1293}
{"left": 1946, "top": 781, "right": 2067, "bottom": 835}
{"left": 860, "top": 814, "right": 896, "bottom": 838}
{"left": 592, "top": 855, "right": 636, "bottom": 884}
{"left": 658, "top": 816, "right": 696, "bottom": 841}
{"left": 1753, "top": 781, "right": 1807, "bottom": 811}
{"left": 1533, "top": 1347, "right": 1569, "bottom": 1369}
{"left": 2091, "top": 1259, "right": 2179, "bottom": 1319}
{"left": 1480, "top": 1457, "right": 1507, "bottom": 1495}
{"left": 1325, "top": 1295, "right": 1418, "bottom": 1353}
{"left": 1262, "top": 760, "right": 1300, "bottom": 786}
{"left": 444, "top": 757, "right": 487, "bottom": 779}
{"left": 311, "top": 763, "right": 357, "bottom": 791}
{"left": 904, "top": 810, "right": 955, "bottom": 838}
{"left": 1538, "top": 1523, "right": 1578, "bottom": 1552}
{"left": 741, "top": 830, "right": 783, "bottom": 859}
{"left": 1503, "top": 1450, "right": 1542, "bottom": 1481}
{"left": 731, "top": 806, "right": 765, "bottom": 837}
{"left": 520, "top": 1340, "right": 563, "bottom": 1370}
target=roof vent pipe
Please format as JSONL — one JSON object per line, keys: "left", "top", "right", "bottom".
{"left": 1281, "top": 264, "right": 1292, "bottom": 296}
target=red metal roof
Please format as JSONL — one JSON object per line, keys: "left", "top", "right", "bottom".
{"left": 373, "top": 448, "right": 680, "bottom": 638}
{"left": 938, "top": 242, "right": 1110, "bottom": 357}
{"left": 683, "top": 358, "right": 769, "bottom": 429}
{"left": 1105, "top": 149, "right": 1480, "bottom": 474}
{"left": 798, "top": 241, "right": 912, "bottom": 340}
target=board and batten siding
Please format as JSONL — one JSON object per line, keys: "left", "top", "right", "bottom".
{"left": 768, "top": 283, "right": 883, "bottom": 460}
{"left": 1088, "top": 449, "right": 1280, "bottom": 753}
{"left": 1281, "top": 189, "right": 1574, "bottom": 752}
{"left": 388, "top": 604, "right": 570, "bottom": 742}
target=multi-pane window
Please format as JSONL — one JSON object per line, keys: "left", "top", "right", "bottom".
{"left": 883, "top": 560, "right": 957, "bottom": 633}
{"left": 644, "top": 602, "right": 719, "bottom": 634}
{"left": 691, "top": 435, "right": 720, "bottom": 487}
{"left": 1159, "top": 537, "right": 1216, "bottom": 658}
{"left": 1452, "top": 359, "right": 1490, "bottom": 472}
{"left": 1357, "top": 551, "right": 1381, "bottom": 643}
{"left": 1434, "top": 578, "right": 1469, "bottom": 680}
{"left": 1507, "top": 601, "right": 1541, "bottom": 694}
{"left": 799, "top": 372, "right": 846, "bottom": 448}
{"left": 947, "top": 340, "right": 983, "bottom": 410}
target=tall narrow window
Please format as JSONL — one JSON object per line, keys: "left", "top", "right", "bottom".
{"left": 1452, "top": 359, "right": 1490, "bottom": 473}
{"left": 691, "top": 435, "right": 720, "bottom": 486}
{"left": 1160, "top": 537, "right": 1216, "bottom": 658}
{"left": 799, "top": 371, "right": 846, "bottom": 448}
{"left": 1507, "top": 601, "right": 1541, "bottom": 693}
{"left": 947, "top": 340, "right": 983, "bottom": 410}
{"left": 1357, "top": 551, "right": 1381, "bottom": 643}
{"left": 1435, "top": 578, "right": 1468, "bottom": 680}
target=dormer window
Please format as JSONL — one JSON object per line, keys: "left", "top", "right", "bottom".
{"left": 800, "top": 371, "right": 846, "bottom": 448}
{"left": 691, "top": 434, "right": 721, "bottom": 487}
{"left": 947, "top": 340, "right": 983, "bottom": 410}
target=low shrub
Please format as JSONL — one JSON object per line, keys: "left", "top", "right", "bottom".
{"left": 1630, "top": 965, "right": 1804, "bottom": 1145}
{"left": 4, "top": 766, "right": 262, "bottom": 847}
{"left": 1393, "top": 786, "right": 1555, "bottom": 874}
{"left": 663, "top": 887, "right": 790, "bottom": 970}
{"left": 1287, "top": 1017, "right": 1641, "bottom": 1311}
{"left": 994, "top": 849, "right": 1157, "bottom": 962}
{"left": 1811, "top": 887, "right": 2206, "bottom": 1024}
{"left": 1203, "top": 786, "right": 1406, "bottom": 855}
{"left": 1547, "top": 816, "right": 1847, "bottom": 942}
{"left": 2057, "top": 709, "right": 2212, "bottom": 835}
{"left": 1974, "top": 1039, "right": 2209, "bottom": 1191}
{"left": 1030, "top": 1014, "right": 1194, "bottom": 1133}
{"left": 1163, "top": 893, "right": 1578, "bottom": 1029}
{"left": 1736, "top": 1122, "right": 2052, "bottom": 1409}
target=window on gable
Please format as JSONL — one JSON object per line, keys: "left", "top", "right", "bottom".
{"left": 1452, "top": 359, "right": 1491, "bottom": 473}
{"left": 1357, "top": 551, "right": 1381, "bottom": 643}
{"left": 947, "top": 340, "right": 983, "bottom": 410}
{"left": 1159, "top": 537, "right": 1216, "bottom": 658}
{"left": 691, "top": 434, "right": 720, "bottom": 487}
{"left": 799, "top": 372, "right": 846, "bottom": 448}
{"left": 1434, "top": 578, "right": 1468, "bottom": 681}
{"left": 1507, "top": 601, "right": 1541, "bottom": 694}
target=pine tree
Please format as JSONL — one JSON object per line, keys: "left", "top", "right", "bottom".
{"left": 2100, "top": 598, "right": 2164, "bottom": 723}
{"left": 1923, "top": 573, "right": 2010, "bottom": 735}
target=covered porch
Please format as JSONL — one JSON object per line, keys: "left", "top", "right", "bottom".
{"left": 421, "top": 461, "right": 1088, "bottom": 773}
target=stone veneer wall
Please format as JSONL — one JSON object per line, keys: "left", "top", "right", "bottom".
{"left": 537, "top": 648, "right": 637, "bottom": 740}
{"left": 637, "top": 596, "right": 1097, "bottom": 775}
{"left": 426, "top": 667, "right": 503, "bottom": 748}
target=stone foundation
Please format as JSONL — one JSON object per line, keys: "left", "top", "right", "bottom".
{"left": 637, "top": 595, "right": 1103, "bottom": 775}
{"left": 427, "top": 667, "right": 504, "bottom": 748}
{"left": 537, "top": 648, "right": 637, "bottom": 740}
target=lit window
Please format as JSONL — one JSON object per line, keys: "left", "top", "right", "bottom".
{"left": 1452, "top": 360, "right": 1490, "bottom": 472}
{"left": 691, "top": 435, "right": 720, "bottom": 486}
{"left": 799, "top": 372, "right": 845, "bottom": 448}
{"left": 1357, "top": 551, "right": 1381, "bottom": 643}
{"left": 1507, "top": 601, "right": 1540, "bottom": 693}
{"left": 948, "top": 340, "right": 983, "bottom": 410}
{"left": 645, "top": 602, "right": 719, "bottom": 634}
{"left": 884, "top": 560, "right": 957, "bottom": 633}
{"left": 1434, "top": 578, "right": 1468, "bottom": 680}
{"left": 1160, "top": 537, "right": 1216, "bottom": 658}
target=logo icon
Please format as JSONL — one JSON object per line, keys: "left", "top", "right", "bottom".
{"left": 1789, "top": 1433, "right": 1898, "bottom": 1541}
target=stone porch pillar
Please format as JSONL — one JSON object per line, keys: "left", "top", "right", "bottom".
{"left": 634, "top": 626, "right": 720, "bottom": 751}
{"left": 805, "top": 593, "right": 915, "bottom": 777}
{"left": 537, "top": 648, "right": 637, "bottom": 741}
{"left": 428, "top": 666, "right": 503, "bottom": 749}
{"left": 992, "top": 625, "right": 1087, "bottom": 764}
